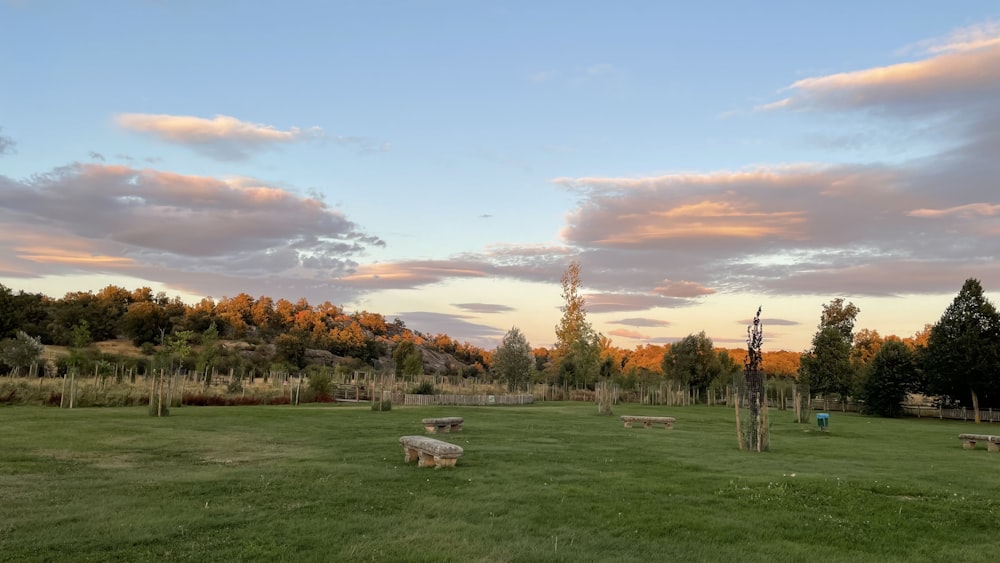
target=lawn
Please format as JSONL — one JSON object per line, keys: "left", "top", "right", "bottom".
{"left": 1, "top": 402, "right": 998, "bottom": 562}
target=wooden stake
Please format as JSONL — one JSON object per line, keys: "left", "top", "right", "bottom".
{"left": 734, "top": 388, "right": 743, "bottom": 450}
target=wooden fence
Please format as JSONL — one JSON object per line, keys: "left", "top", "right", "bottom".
{"left": 401, "top": 393, "right": 534, "bottom": 406}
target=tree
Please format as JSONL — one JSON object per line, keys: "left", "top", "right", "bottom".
{"left": 0, "top": 330, "right": 45, "bottom": 376}
{"left": 493, "top": 327, "right": 534, "bottom": 391}
{"left": 393, "top": 340, "right": 424, "bottom": 376}
{"left": 122, "top": 301, "right": 167, "bottom": 346}
{"left": 799, "top": 326, "right": 853, "bottom": 405}
{"left": 661, "top": 332, "right": 729, "bottom": 396}
{"left": 553, "top": 261, "right": 600, "bottom": 387}
{"left": 860, "top": 340, "right": 916, "bottom": 417}
{"left": 274, "top": 332, "right": 308, "bottom": 370}
{"left": 800, "top": 299, "right": 860, "bottom": 407}
{"left": 924, "top": 278, "right": 1000, "bottom": 422}
{"left": 820, "top": 298, "right": 861, "bottom": 343}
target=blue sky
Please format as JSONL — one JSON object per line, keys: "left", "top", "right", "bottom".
{"left": 2, "top": 1, "right": 999, "bottom": 352}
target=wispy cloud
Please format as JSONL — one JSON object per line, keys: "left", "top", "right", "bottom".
{"left": 0, "top": 128, "right": 16, "bottom": 156}
{"left": 607, "top": 328, "right": 649, "bottom": 340}
{"left": 116, "top": 113, "right": 324, "bottom": 160}
{"left": 393, "top": 311, "right": 506, "bottom": 347}
{"left": 453, "top": 303, "right": 515, "bottom": 314}
{"left": 610, "top": 317, "right": 672, "bottom": 328}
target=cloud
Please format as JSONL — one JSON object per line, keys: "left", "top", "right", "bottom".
{"left": 88, "top": 151, "right": 105, "bottom": 161}
{"left": 903, "top": 21, "right": 1000, "bottom": 55}
{"left": 585, "top": 293, "right": 690, "bottom": 313}
{"left": 736, "top": 318, "right": 800, "bottom": 326}
{"left": 546, "top": 25, "right": 1000, "bottom": 299}
{"left": 759, "top": 29, "right": 1000, "bottom": 115}
{"left": 393, "top": 311, "right": 506, "bottom": 347}
{"left": 0, "top": 163, "right": 384, "bottom": 290}
{"left": 609, "top": 317, "right": 671, "bottom": 328}
{"left": 653, "top": 279, "right": 715, "bottom": 298}
{"left": 333, "top": 135, "right": 390, "bottom": 154}
{"left": 0, "top": 128, "right": 16, "bottom": 156}
{"left": 452, "top": 303, "right": 515, "bottom": 314}
{"left": 607, "top": 328, "right": 649, "bottom": 340}
{"left": 115, "top": 113, "right": 324, "bottom": 160}
{"left": 908, "top": 203, "right": 1000, "bottom": 218}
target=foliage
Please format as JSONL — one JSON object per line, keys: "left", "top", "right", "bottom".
{"left": 492, "top": 327, "right": 535, "bottom": 391}
{"left": 799, "top": 326, "right": 853, "bottom": 399}
{"left": 800, "top": 299, "right": 860, "bottom": 401}
{"left": 121, "top": 301, "right": 167, "bottom": 346}
{"left": 371, "top": 399, "right": 392, "bottom": 411}
{"left": 393, "top": 340, "right": 424, "bottom": 376}
{"left": 410, "top": 380, "right": 436, "bottom": 395}
{"left": 819, "top": 298, "right": 861, "bottom": 343}
{"left": 661, "top": 332, "right": 735, "bottom": 396}
{"left": 924, "top": 278, "right": 1000, "bottom": 410}
{"left": 274, "top": 332, "right": 307, "bottom": 369}
{"left": 552, "top": 261, "right": 601, "bottom": 387}
{"left": 307, "top": 370, "right": 333, "bottom": 396}
{"left": 859, "top": 339, "right": 916, "bottom": 417}
{"left": 0, "top": 330, "right": 45, "bottom": 374}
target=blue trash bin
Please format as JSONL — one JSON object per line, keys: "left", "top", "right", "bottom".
{"left": 817, "top": 413, "right": 829, "bottom": 431}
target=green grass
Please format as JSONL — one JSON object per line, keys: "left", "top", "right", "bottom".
{"left": 1, "top": 403, "right": 998, "bottom": 562}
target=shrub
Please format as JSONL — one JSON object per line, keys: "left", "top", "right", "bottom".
{"left": 308, "top": 371, "right": 333, "bottom": 396}
{"left": 371, "top": 399, "right": 392, "bottom": 411}
{"left": 410, "top": 381, "right": 435, "bottom": 395}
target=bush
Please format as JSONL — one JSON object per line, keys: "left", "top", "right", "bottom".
{"left": 371, "top": 400, "right": 392, "bottom": 411}
{"left": 410, "top": 381, "right": 435, "bottom": 395}
{"left": 308, "top": 371, "right": 333, "bottom": 396}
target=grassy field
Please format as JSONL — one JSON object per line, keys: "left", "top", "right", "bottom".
{"left": 1, "top": 402, "right": 998, "bottom": 562}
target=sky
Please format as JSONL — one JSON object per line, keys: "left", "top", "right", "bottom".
{"left": 2, "top": 1, "right": 999, "bottom": 353}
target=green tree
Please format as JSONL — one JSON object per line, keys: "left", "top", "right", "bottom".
{"left": 661, "top": 332, "right": 730, "bottom": 397}
{"left": 799, "top": 326, "right": 853, "bottom": 405}
{"left": 0, "top": 330, "right": 45, "bottom": 376}
{"left": 121, "top": 301, "right": 167, "bottom": 346}
{"left": 859, "top": 340, "right": 916, "bottom": 417}
{"left": 924, "top": 278, "right": 1000, "bottom": 422}
{"left": 553, "top": 261, "right": 600, "bottom": 387}
{"left": 820, "top": 298, "right": 861, "bottom": 343}
{"left": 274, "top": 332, "right": 308, "bottom": 370}
{"left": 493, "top": 327, "right": 535, "bottom": 392}
{"left": 393, "top": 340, "right": 424, "bottom": 376}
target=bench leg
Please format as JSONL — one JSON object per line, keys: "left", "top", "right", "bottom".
{"left": 963, "top": 440, "right": 977, "bottom": 449}
{"left": 623, "top": 421, "right": 633, "bottom": 428}
{"left": 424, "top": 425, "right": 437, "bottom": 434}
{"left": 643, "top": 421, "right": 652, "bottom": 428}
{"left": 403, "top": 446, "right": 419, "bottom": 463}
{"left": 988, "top": 442, "right": 1000, "bottom": 453}
{"left": 438, "top": 425, "right": 451, "bottom": 433}
{"left": 451, "top": 424, "right": 462, "bottom": 432}
{"left": 418, "top": 451, "right": 436, "bottom": 467}
{"left": 662, "top": 422, "right": 673, "bottom": 429}
{"left": 434, "top": 456, "right": 457, "bottom": 468}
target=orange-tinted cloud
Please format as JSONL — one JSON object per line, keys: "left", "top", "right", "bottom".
{"left": 608, "top": 328, "right": 648, "bottom": 340}
{"left": 653, "top": 279, "right": 715, "bottom": 298}
{"left": 116, "top": 113, "right": 323, "bottom": 160}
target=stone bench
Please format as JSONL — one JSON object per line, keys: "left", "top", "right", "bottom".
{"left": 399, "top": 435, "right": 463, "bottom": 468}
{"left": 620, "top": 415, "right": 675, "bottom": 429}
{"left": 422, "top": 416, "right": 464, "bottom": 433}
{"left": 958, "top": 433, "right": 1000, "bottom": 452}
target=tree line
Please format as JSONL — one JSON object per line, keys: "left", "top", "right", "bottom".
{"left": 3, "top": 273, "right": 998, "bottom": 420}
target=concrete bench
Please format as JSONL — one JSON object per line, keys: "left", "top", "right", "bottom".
{"left": 422, "top": 416, "right": 464, "bottom": 433}
{"left": 958, "top": 433, "right": 1000, "bottom": 452}
{"left": 620, "top": 415, "right": 675, "bottom": 429}
{"left": 399, "top": 435, "right": 463, "bottom": 468}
